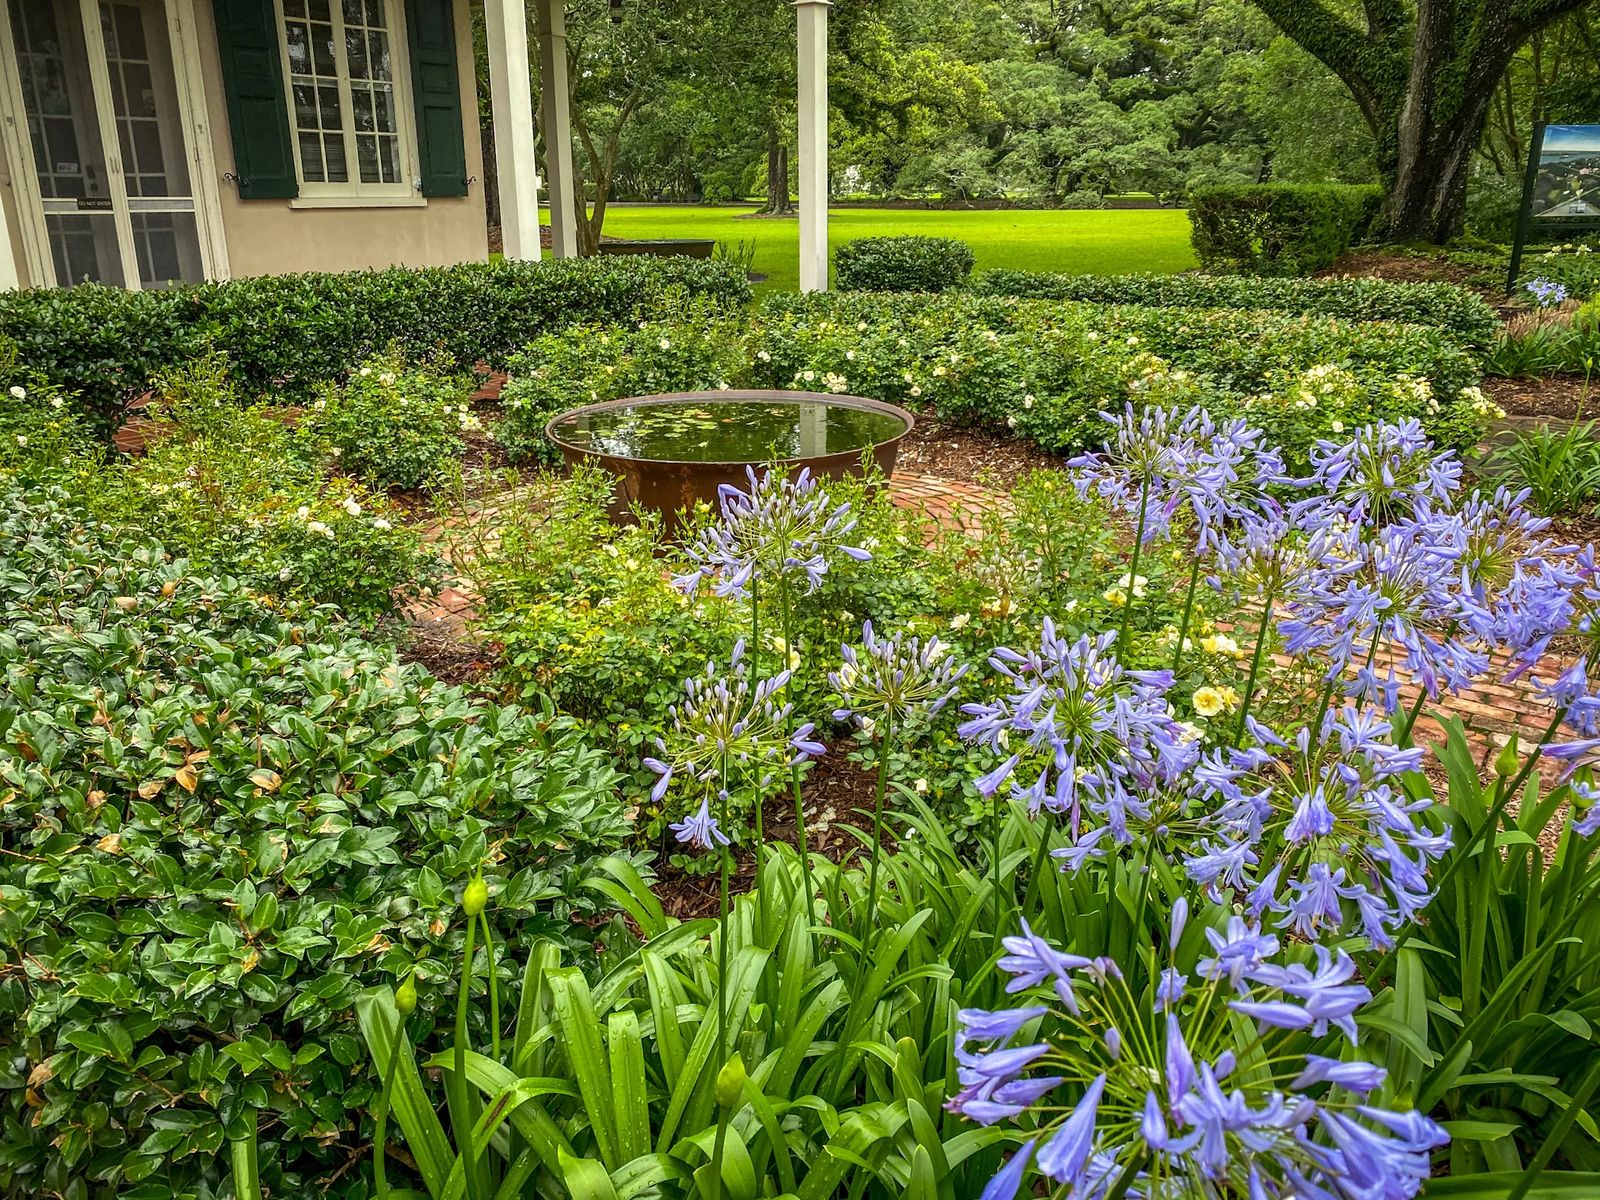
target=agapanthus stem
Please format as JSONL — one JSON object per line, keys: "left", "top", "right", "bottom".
{"left": 1397, "top": 687, "right": 1429, "bottom": 747}
{"left": 479, "top": 913, "right": 500, "bottom": 1062}
{"left": 777, "top": 578, "right": 819, "bottom": 930}
{"left": 1234, "top": 590, "right": 1276, "bottom": 745}
{"left": 862, "top": 713, "right": 895, "bottom": 965}
{"left": 1018, "top": 818, "right": 1055, "bottom": 937}
{"left": 1170, "top": 556, "right": 1203, "bottom": 677}
{"left": 707, "top": 1113, "right": 728, "bottom": 1200}
{"left": 451, "top": 916, "right": 482, "bottom": 1200}
{"left": 717, "top": 763, "right": 731, "bottom": 1064}
{"left": 1117, "top": 472, "right": 1152, "bottom": 652}
{"left": 992, "top": 788, "right": 1004, "bottom": 953}
{"left": 749, "top": 581, "right": 764, "bottom": 849}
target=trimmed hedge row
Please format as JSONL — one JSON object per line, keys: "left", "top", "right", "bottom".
{"left": 967, "top": 270, "right": 1500, "bottom": 346}
{"left": 1189, "top": 184, "right": 1383, "bottom": 276}
{"left": 0, "top": 257, "right": 751, "bottom": 434}
{"left": 749, "top": 291, "right": 1485, "bottom": 458}
{"left": 835, "top": 235, "right": 975, "bottom": 293}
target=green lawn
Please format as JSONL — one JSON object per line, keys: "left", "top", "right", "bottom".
{"left": 542, "top": 204, "right": 1198, "bottom": 291}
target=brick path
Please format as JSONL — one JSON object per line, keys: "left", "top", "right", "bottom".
{"left": 410, "top": 469, "right": 1573, "bottom": 774}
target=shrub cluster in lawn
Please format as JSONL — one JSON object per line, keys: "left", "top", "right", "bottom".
{"left": 0, "top": 483, "right": 638, "bottom": 1200}
{"left": 497, "top": 303, "right": 746, "bottom": 463}
{"left": 1189, "top": 182, "right": 1383, "bottom": 275}
{"left": 968, "top": 269, "right": 1500, "bottom": 346}
{"left": 0, "top": 257, "right": 750, "bottom": 436}
{"left": 298, "top": 348, "right": 478, "bottom": 490}
{"left": 834, "top": 234, "right": 976, "bottom": 292}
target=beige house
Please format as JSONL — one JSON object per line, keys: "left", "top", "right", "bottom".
{"left": 0, "top": 0, "right": 833, "bottom": 292}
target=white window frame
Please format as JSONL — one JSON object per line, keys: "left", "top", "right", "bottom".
{"left": 273, "top": 0, "right": 423, "bottom": 206}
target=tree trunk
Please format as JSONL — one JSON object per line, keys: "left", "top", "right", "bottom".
{"left": 1250, "top": 0, "right": 1590, "bottom": 245}
{"left": 761, "top": 123, "right": 794, "bottom": 214}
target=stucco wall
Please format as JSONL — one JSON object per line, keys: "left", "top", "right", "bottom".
{"left": 193, "top": 0, "right": 488, "bottom": 278}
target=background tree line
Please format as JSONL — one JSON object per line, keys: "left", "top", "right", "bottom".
{"left": 477, "top": 0, "right": 1600, "bottom": 244}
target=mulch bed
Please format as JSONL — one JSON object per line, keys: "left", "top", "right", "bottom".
{"left": 649, "top": 755, "right": 893, "bottom": 921}
{"left": 1483, "top": 374, "right": 1594, "bottom": 421}
{"left": 1317, "top": 248, "right": 1504, "bottom": 300}
{"left": 896, "top": 418, "right": 1060, "bottom": 487}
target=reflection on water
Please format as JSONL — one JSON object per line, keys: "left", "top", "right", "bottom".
{"left": 550, "top": 399, "right": 908, "bottom": 462}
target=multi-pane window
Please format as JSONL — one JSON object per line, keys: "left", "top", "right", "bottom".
{"left": 279, "top": 0, "right": 410, "bottom": 195}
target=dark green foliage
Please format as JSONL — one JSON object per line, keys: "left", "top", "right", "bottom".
{"left": 834, "top": 235, "right": 976, "bottom": 293}
{"left": 0, "top": 486, "right": 637, "bottom": 1199}
{"left": 968, "top": 269, "right": 1499, "bottom": 346}
{"left": 1188, "top": 183, "right": 1383, "bottom": 275}
{"left": 0, "top": 258, "right": 751, "bottom": 436}
{"left": 1485, "top": 419, "right": 1600, "bottom": 515}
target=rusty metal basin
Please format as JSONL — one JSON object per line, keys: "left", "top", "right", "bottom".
{"left": 545, "top": 390, "right": 915, "bottom": 532}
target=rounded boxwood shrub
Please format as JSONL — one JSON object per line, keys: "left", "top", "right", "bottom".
{"left": 834, "top": 235, "right": 975, "bottom": 293}
{"left": 1188, "top": 183, "right": 1382, "bottom": 276}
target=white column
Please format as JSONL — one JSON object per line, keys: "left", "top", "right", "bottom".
{"left": 0, "top": 190, "right": 18, "bottom": 290}
{"left": 795, "top": 0, "right": 831, "bottom": 292}
{"left": 537, "top": 0, "right": 579, "bottom": 258}
{"left": 484, "top": 0, "right": 542, "bottom": 261}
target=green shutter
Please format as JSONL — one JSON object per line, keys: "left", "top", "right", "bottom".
{"left": 211, "top": 0, "right": 298, "bottom": 199}
{"left": 405, "top": 0, "right": 469, "bottom": 197}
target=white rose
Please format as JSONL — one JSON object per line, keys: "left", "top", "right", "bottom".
{"left": 8, "top": 385, "right": 26, "bottom": 400}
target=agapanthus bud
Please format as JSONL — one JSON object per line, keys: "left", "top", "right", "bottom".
{"left": 394, "top": 971, "right": 418, "bottom": 1015}
{"left": 715, "top": 1053, "right": 747, "bottom": 1108}
{"left": 462, "top": 876, "right": 488, "bottom": 917}
{"left": 1494, "top": 737, "right": 1520, "bottom": 778}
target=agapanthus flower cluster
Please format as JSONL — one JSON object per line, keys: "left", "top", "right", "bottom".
{"left": 1293, "top": 419, "right": 1460, "bottom": 526}
{"left": 1069, "top": 405, "right": 1287, "bottom": 548}
{"left": 673, "top": 465, "right": 869, "bottom": 599}
{"left": 955, "top": 911, "right": 1447, "bottom": 1200}
{"left": 957, "top": 625, "right": 1201, "bottom": 860}
{"left": 645, "top": 640, "right": 826, "bottom": 848}
{"left": 830, "top": 620, "right": 968, "bottom": 732}
{"left": 1186, "top": 707, "right": 1450, "bottom": 947}
{"left": 1278, "top": 514, "right": 1489, "bottom": 710}
{"left": 1526, "top": 277, "right": 1570, "bottom": 308}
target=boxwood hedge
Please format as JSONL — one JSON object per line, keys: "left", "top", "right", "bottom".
{"left": 0, "top": 485, "right": 639, "bottom": 1198}
{"left": 0, "top": 256, "right": 751, "bottom": 435}
{"left": 1188, "top": 183, "right": 1383, "bottom": 276}
{"left": 967, "top": 270, "right": 1500, "bottom": 347}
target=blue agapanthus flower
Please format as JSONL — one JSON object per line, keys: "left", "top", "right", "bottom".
{"left": 958, "top": 624, "right": 1202, "bottom": 863}
{"left": 1069, "top": 405, "right": 1289, "bottom": 550}
{"left": 1526, "top": 277, "right": 1570, "bottom": 308}
{"left": 830, "top": 619, "right": 968, "bottom": 731}
{"left": 955, "top": 913, "right": 1447, "bottom": 1200}
{"left": 673, "top": 465, "right": 869, "bottom": 599}
{"left": 1292, "top": 420, "right": 1460, "bottom": 526}
{"left": 1278, "top": 512, "right": 1490, "bottom": 711}
{"left": 1187, "top": 707, "right": 1449, "bottom": 948}
{"left": 645, "top": 640, "right": 826, "bottom": 813}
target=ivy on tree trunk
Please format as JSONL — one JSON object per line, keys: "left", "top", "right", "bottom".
{"left": 1250, "top": 0, "right": 1589, "bottom": 242}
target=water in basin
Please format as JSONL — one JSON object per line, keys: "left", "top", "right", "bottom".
{"left": 549, "top": 399, "right": 907, "bottom": 462}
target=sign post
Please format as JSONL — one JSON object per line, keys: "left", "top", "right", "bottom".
{"left": 1508, "top": 122, "right": 1600, "bottom": 294}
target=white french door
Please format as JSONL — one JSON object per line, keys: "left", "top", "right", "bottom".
{"left": 1, "top": 0, "right": 221, "bottom": 287}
